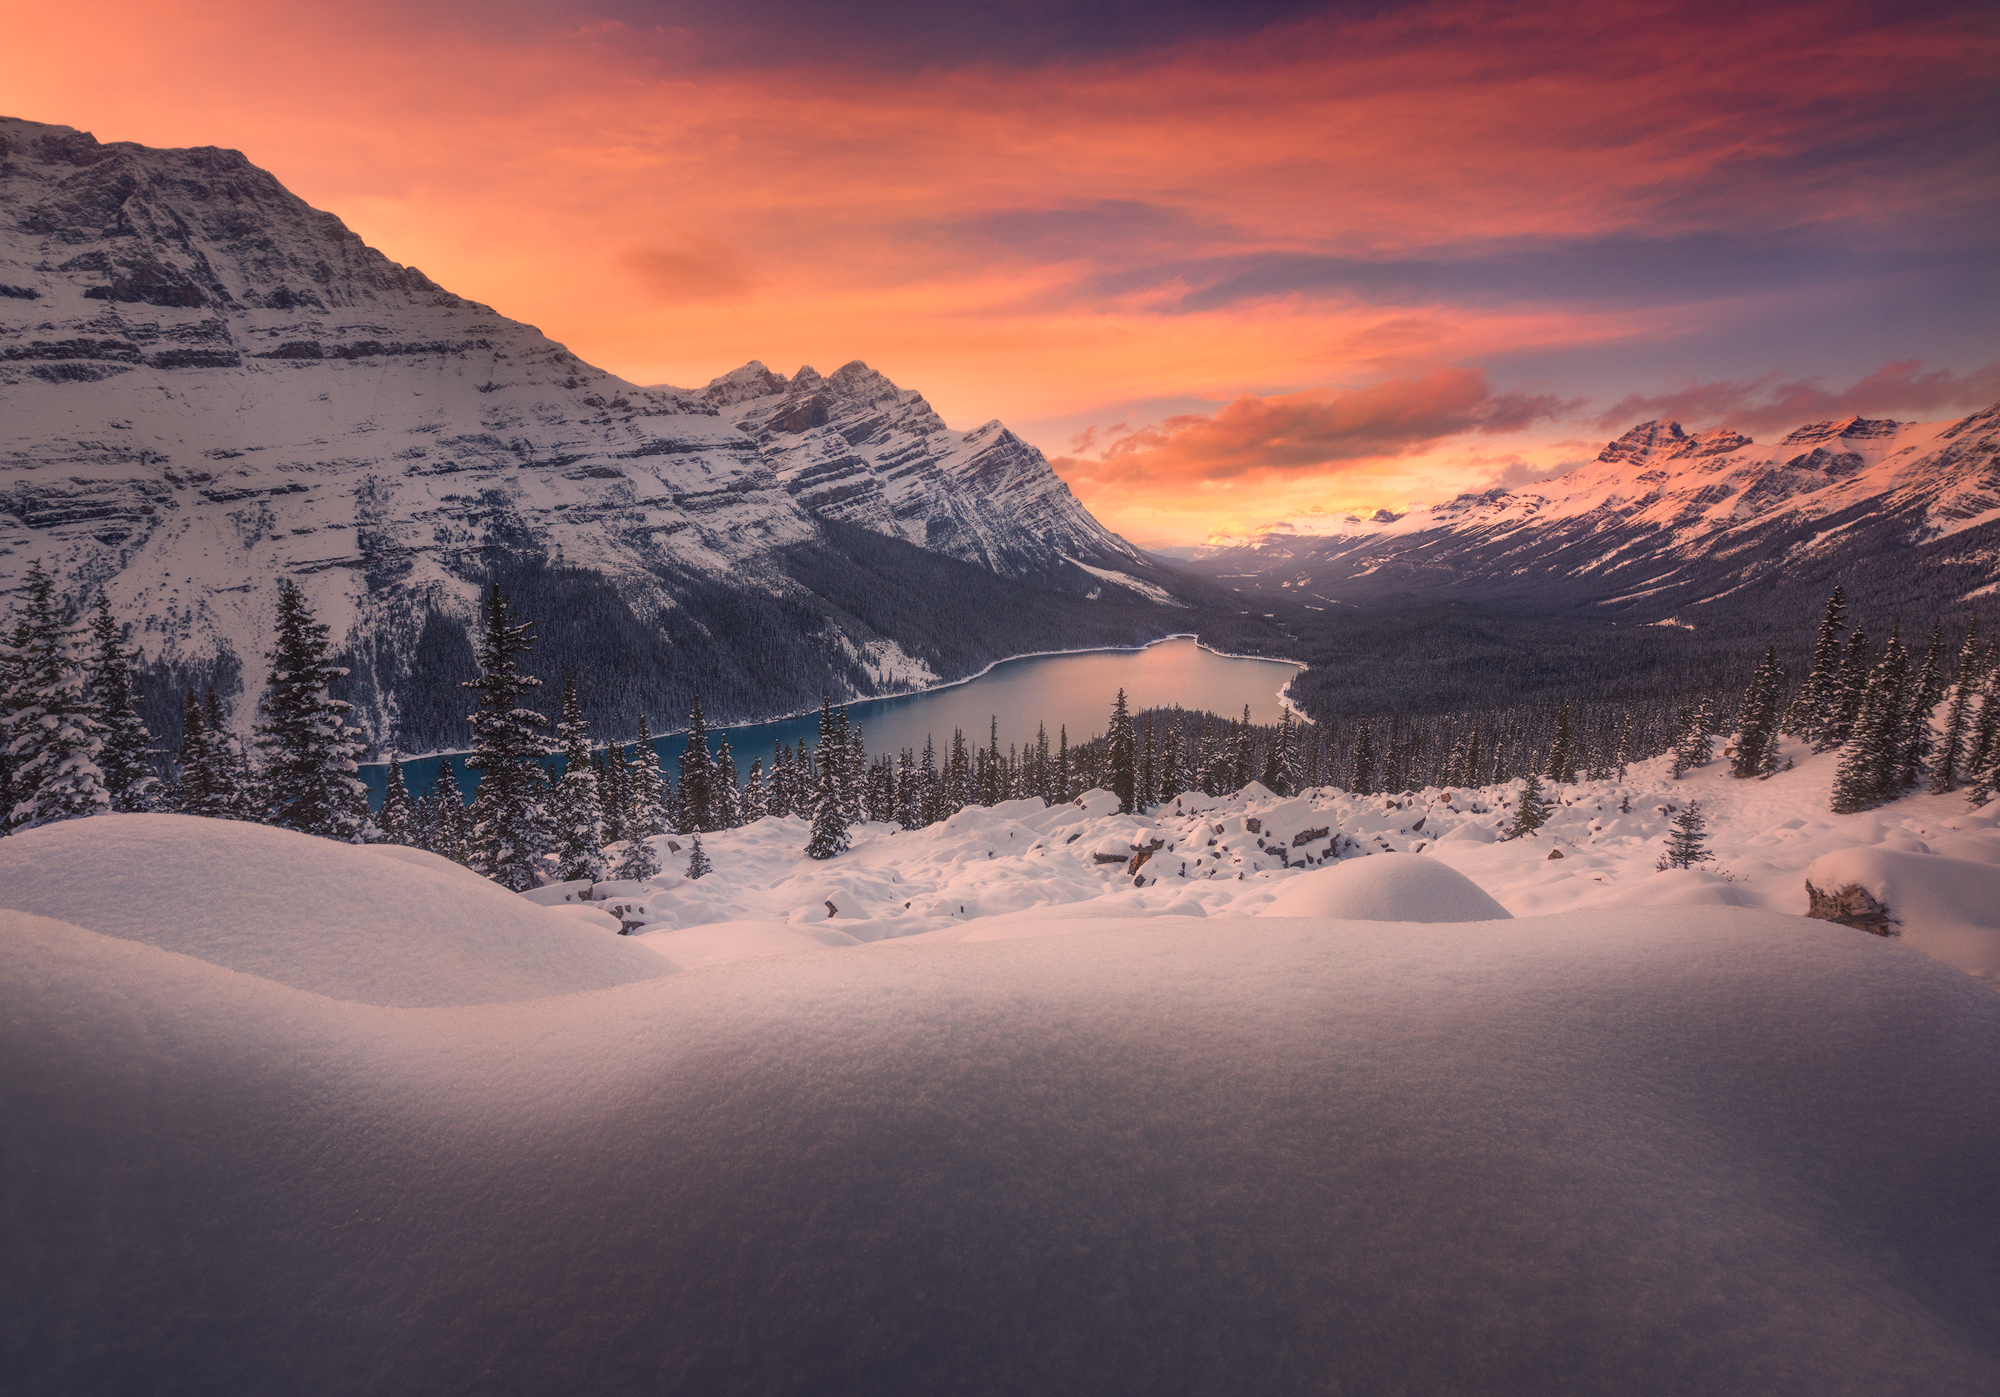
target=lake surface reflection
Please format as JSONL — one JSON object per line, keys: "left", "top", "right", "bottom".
{"left": 361, "top": 636, "right": 1302, "bottom": 807}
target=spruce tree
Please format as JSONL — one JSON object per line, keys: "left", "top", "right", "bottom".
{"left": 677, "top": 696, "right": 712, "bottom": 833}
{"left": 1900, "top": 620, "right": 1947, "bottom": 789}
{"left": 1613, "top": 714, "right": 1633, "bottom": 783}
{"left": 1657, "top": 803, "right": 1714, "bottom": 870}
{"left": 804, "top": 694, "right": 850, "bottom": 859}
{"left": 1507, "top": 772, "right": 1550, "bottom": 838}
{"left": 1107, "top": 689, "right": 1137, "bottom": 813}
{"left": 741, "top": 756, "right": 766, "bottom": 821}
{"left": 948, "top": 726, "right": 972, "bottom": 812}
{"left": 1831, "top": 627, "right": 1909, "bottom": 814}
{"left": 204, "top": 688, "right": 256, "bottom": 815}
{"left": 613, "top": 828, "right": 662, "bottom": 883}
{"left": 84, "top": 593, "right": 159, "bottom": 812}
{"left": 1351, "top": 720, "right": 1376, "bottom": 796}
{"left": 598, "top": 740, "right": 630, "bottom": 845}
{"left": 423, "top": 762, "right": 473, "bottom": 864}
{"left": 1231, "top": 706, "right": 1254, "bottom": 791}
{"left": 684, "top": 830, "right": 713, "bottom": 879}
{"left": 1964, "top": 676, "right": 2000, "bottom": 807}
{"left": 551, "top": 676, "right": 607, "bottom": 882}
{"left": 1545, "top": 702, "right": 1575, "bottom": 784}
{"left": 1728, "top": 647, "right": 1785, "bottom": 779}
{"left": 1051, "top": 726, "right": 1069, "bottom": 803}
{"left": 1929, "top": 620, "right": 1982, "bottom": 793}
{"left": 1783, "top": 586, "right": 1847, "bottom": 741}
{"left": 918, "top": 734, "right": 939, "bottom": 824}
{"left": 711, "top": 733, "right": 742, "bottom": 829}
{"left": 844, "top": 719, "right": 867, "bottom": 822}
{"left": 463, "top": 583, "right": 553, "bottom": 891}
{"left": 377, "top": 755, "right": 419, "bottom": 846}
{"left": 1158, "top": 725, "right": 1184, "bottom": 801}
{"left": 626, "top": 715, "right": 668, "bottom": 840}
{"left": 1824, "top": 629, "right": 1872, "bottom": 750}
{"left": 173, "top": 687, "right": 236, "bottom": 818}
{"left": 3, "top": 560, "right": 109, "bottom": 831}
{"left": 253, "top": 579, "right": 369, "bottom": 840}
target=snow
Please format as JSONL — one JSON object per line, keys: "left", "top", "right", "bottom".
{"left": 1261, "top": 851, "right": 1512, "bottom": 921}
{"left": 5, "top": 737, "right": 2000, "bottom": 1390}
{"left": 0, "top": 814, "right": 670, "bottom": 1006}
{"left": 5, "top": 893, "right": 1999, "bottom": 1393}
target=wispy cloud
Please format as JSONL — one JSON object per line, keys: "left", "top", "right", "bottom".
{"left": 1594, "top": 359, "right": 2000, "bottom": 434}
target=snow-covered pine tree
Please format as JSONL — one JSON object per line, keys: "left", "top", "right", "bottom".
{"left": 253, "top": 579, "right": 369, "bottom": 841}
{"left": 711, "top": 733, "right": 742, "bottom": 829}
{"left": 741, "top": 756, "right": 767, "bottom": 822}
{"left": 1544, "top": 702, "right": 1575, "bottom": 784}
{"left": 1107, "top": 689, "right": 1137, "bottom": 813}
{"left": 377, "top": 755, "right": 419, "bottom": 845}
{"left": 844, "top": 719, "right": 867, "bottom": 822}
{"left": 626, "top": 715, "right": 667, "bottom": 840}
{"left": 1824, "top": 629, "right": 1872, "bottom": 750}
{"left": 422, "top": 762, "right": 472, "bottom": 864}
{"left": 1613, "top": 713, "right": 1633, "bottom": 783}
{"left": 203, "top": 689, "right": 257, "bottom": 816}
{"left": 613, "top": 827, "right": 662, "bottom": 882}
{"left": 598, "top": 740, "right": 630, "bottom": 845}
{"left": 1137, "top": 719, "right": 1157, "bottom": 808}
{"left": 551, "top": 676, "right": 606, "bottom": 882}
{"left": 1898, "top": 620, "right": 1948, "bottom": 790}
{"left": 684, "top": 830, "right": 713, "bottom": 879}
{"left": 3, "top": 560, "right": 109, "bottom": 831}
{"left": 463, "top": 583, "right": 554, "bottom": 891}
{"left": 84, "top": 592, "right": 159, "bottom": 812}
{"left": 1929, "top": 620, "right": 1982, "bottom": 793}
{"left": 946, "top": 726, "right": 972, "bottom": 812}
{"left": 1727, "top": 646, "right": 1785, "bottom": 779}
{"left": 1657, "top": 802, "right": 1714, "bottom": 870}
{"left": 1670, "top": 695, "right": 1715, "bottom": 777}
{"left": 1831, "top": 626, "right": 1909, "bottom": 815}
{"left": 1350, "top": 720, "right": 1376, "bottom": 796}
{"left": 677, "top": 697, "right": 712, "bottom": 833}
{"left": 1507, "top": 772, "right": 1549, "bottom": 838}
{"left": 1051, "top": 726, "right": 1069, "bottom": 804}
{"left": 1783, "top": 586, "right": 1847, "bottom": 741}
{"left": 1964, "top": 672, "right": 2000, "bottom": 807}
{"left": 173, "top": 687, "right": 237, "bottom": 819}
{"left": 916, "top": 734, "right": 938, "bottom": 825}
{"left": 1157, "top": 725, "right": 1184, "bottom": 802}
{"left": 804, "top": 694, "right": 850, "bottom": 859}
{"left": 1231, "top": 706, "right": 1254, "bottom": 791}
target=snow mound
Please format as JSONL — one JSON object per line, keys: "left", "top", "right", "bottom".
{"left": 0, "top": 814, "right": 671, "bottom": 1006}
{"left": 5, "top": 905, "right": 1998, "bottom": 1394}
{"left": 1803, "top": 846, "right": 2000, "bottom": 978}
{"left": 1261, "top": 852, "right": 1511, "bottom": 921}
{"left": 637, "top": 919, "right": 860, "bottom": 968}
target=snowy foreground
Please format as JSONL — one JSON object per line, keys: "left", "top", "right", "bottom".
{"left": 3, "top": 744, "right": 2000, "bottom": 1394}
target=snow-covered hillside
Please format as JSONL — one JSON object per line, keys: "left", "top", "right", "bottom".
{"left": 4, "top": 791, "right": 1998, "bottom": 1393}
{"left": 533, "top": 735, "right": 2000, "bottom": 984}
{"left": 1188, "top": 407, "right": 2000, "bottom": 621}
{"left": 0, "top": 117, "right": 1209, "bottom": 745}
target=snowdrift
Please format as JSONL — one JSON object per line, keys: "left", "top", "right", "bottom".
{"left": 5, "top": 898, "right": 1999, "bottom": 1395}
{"left": 0, "top": 814, "right": 671, "bottom": 1006}
{"left": 1259, "top": 851, "right": 1511, "bottom": 921}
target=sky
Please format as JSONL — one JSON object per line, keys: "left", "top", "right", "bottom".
{"left": 6, "top": 0, "right": 1997, "bottom": 545}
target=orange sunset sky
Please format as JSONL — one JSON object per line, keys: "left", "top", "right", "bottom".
{"left": 6, "top": 0, "right": 1997, "bottom": 545}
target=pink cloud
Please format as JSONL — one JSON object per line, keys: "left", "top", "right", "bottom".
{"left": 1594, "top": 359, "right": 2000, "bottom": 434}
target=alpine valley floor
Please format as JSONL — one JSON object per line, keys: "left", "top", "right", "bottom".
{"left": 3, "top": 742, "right": 1998, "bottom": 1395}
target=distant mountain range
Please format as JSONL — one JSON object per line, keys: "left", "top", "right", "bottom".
{"left": 0, "top": 116, "right": 1254, "bottom": 750}
{"left": 1183, "top": 408, "right": 2000, "bottom": 625}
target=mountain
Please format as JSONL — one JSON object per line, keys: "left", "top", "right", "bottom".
{"left": 1183, "top": 408, "right": 2000, "bottom": 624}
{"left": 0, "top": 117, "right": 1251, "bottom": 750}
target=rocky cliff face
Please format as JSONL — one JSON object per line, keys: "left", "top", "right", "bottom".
{"left": 1186, "top": 406, "right": 2000, "bottom": 622}
{"left": 0, "top": 117, "right": 1222, "bottom": 749}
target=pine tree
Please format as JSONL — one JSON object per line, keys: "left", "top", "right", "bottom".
{"left": 804, "top": 694, "right": 850, "bottom": 859}
{"left": 253, "top": 579, "right": 369, "bottom": 840}
{"left": 1929, "top": 620, "right": 1982, "bottom": 793}
{"left": 1783, "top": 586, "right": 1847, "bottom": 742}
{"left": 1158, "top": 725, "right": 1184, "bottom": 801}
{"left": 1824, "top": 628, "right": 1872, "bottom": 751}
{"left": 1612, "top": 713, "right": 1633, "bottom": 783}
{"left": 1544, "top": 702, "right": 1575, "bottom": 784}
{"left": 1898, "top": 620, "right": 1947, "bottom": 790}
{"left": 550, "top": 676, "right": 606, "bottom": 882}
{"left": 741, "top": 756, "right": 766, "bottom": 821}
{"left": 598, "top": 740, "right": 630, "bottom": 845}
{"left": 1107, "top": 689, "right": 1137, "bottom": 813}
{"left": 684, "top": 830, "right": 713, "bottom": 879}
{"left": 947, "top": 726, "right": 972, "bottom": 812}
{"left": 422, "top": 762, "right": 472, "bottom": 864}
{"left": 204, "top": 688, "right": 256, "bottom": 815}
{"left": 627, "top": 715, "right": 667, "bottom": 841}
{"left": 1350, "top": 720, "right": 1376, "bottom": 796}
{"left": 844, "top": 718, "right": 866, "bottom": 823}
{"left": 2, "top": 561, "right": 109, "bottom": 831}
{"left": 83, "top": 593, "right": 159, "bottom": 812}
{"left": 463, "top": 583, "right": 553, "bottom": 892}
{"left": 173, "top": 687, "right": 239, "bottom": 819}
{"left": 1671, "top": 693, "right": 1715, "bottom": 778}
{"left": 1831, "top": 627, "right": 1909, "bottom": 815}
{"left": 1051, "top": 725, "right": 1069, "bottom": 803}
{"left": 1727, "top": 647, "right": 1785, "bottom": 779}
{"left": 711, "top": 733, "right": 742, "bottom": 829}
{"left": 677, "top": 696, "right": 712, "bottom": 833}
{"left": 918, "top": 734, "right": 939, "bottom": 825}
{"left": 613, "top": 828, "right": 662, "bottom": 882}
{"left": 1657, "top": 802, "right": 1714, "bottom": 870}
{"left": 1964, "top": 675, "right": 2000, "bottom": 807}
{"left": 377, "top": 755, "right": 419, "bottom": 845}
{"left": 1507, "top": 772, "right": 1549, "bottom": 838}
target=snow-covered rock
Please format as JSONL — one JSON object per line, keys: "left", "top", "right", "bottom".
{"left": 1261, "top": 852, "right": 1511, "bottom": 921}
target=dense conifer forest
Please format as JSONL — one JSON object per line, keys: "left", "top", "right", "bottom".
{"left": 6, "top": 559, "right": 1998, "bottom": 898}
